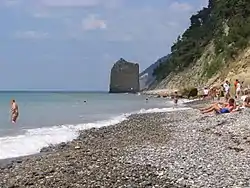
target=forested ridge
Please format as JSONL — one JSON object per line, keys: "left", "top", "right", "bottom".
{"left": 153, "top": 0, "right": 250, "bottom": 81}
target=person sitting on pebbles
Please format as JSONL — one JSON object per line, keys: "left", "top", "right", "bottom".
{"left": 233, "top": 96, "right": 250, "bottom": 111}
{"left": 244, "top": 97, "right": 250, "bottom": 108}
{"left": 233, "top": 89, "right": 248, "bottom": 108}
{"left": 200, "top": 98, "right": 236, "bottom": 114}
{"left": 230, "top": 91, "right": 250, "bottom": 111}
{"left": 241, "top": 89, "right": 249, "bottom": 103}
{"left": 242, "top": 96, "right": 250, "bottom": 108}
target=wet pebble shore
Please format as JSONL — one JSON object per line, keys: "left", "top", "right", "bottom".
{"left": 1, "top": 107, "right": 250, "bottom": 187}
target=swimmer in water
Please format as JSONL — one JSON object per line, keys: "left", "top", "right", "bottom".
{"left": 173, "top": 91, "right": 179, "bottom": 105}
{"left": 10, "top": 99, "right": 19, "bottom": 123}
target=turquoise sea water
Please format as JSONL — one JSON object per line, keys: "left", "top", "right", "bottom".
{"left": 0, "top": 91, "right": 186, "bottom": 159}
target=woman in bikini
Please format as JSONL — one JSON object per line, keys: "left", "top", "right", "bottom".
{"left": 200, "top": 98, "right": 236, "bottom": 114}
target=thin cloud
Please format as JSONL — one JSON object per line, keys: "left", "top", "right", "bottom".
{"left": 38, "top": 0, "right": 122, "bottom": 8}
{"left": 167, "top": 21, "right": 180, "bottom": 27}
{"left": 169, "top": 2, "right": 193, "bottom": 12}
{"left": 14, "top": 30, "right": 49, "bottom": 39}
{"left": 82, "top": 15, "right": 107, "bottom": 31}
{"left": 40, "top": 0, "right": 100, "bottom": 7}
{"left": 1, "top": 0, "right": 21, "bottom": 7}
{"left": 33, "top": 11, "right": 51, "bottom": 18}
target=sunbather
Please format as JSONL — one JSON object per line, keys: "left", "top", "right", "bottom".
{"left": 239, "top": 89, "right": 250, "bottom": 108}
{"left": 200, "top": 98, "right": 236, "bottom": 114}
{"left": 243, "top": 96, "right": 250, "bottom": 108}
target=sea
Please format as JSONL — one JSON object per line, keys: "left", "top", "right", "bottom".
{"left": 0, "top": 91, "right": 189, "bottom": 160}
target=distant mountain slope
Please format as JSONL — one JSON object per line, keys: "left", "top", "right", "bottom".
{"left": 139, "top": 55, "right": 169, "bottom": 90}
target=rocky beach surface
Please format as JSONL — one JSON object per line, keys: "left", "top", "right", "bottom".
{"left": 1, "top": 104, "right": 250, "bottom": 187}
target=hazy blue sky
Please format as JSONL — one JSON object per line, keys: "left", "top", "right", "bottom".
{"left": 0, "top": 0, "right": 207, "bottom": 91}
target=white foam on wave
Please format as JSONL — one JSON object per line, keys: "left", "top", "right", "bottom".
{"left": 178, "top": 98, "right": 200, "bottom": 104}
{"left": 0, "top": 115, "right": 128, "bottom": 160}
{"left": 138, "top": 107, "right": 191, "bottom": 114}
{"left": 163, "top": 97, "right": 199, "bottom": 105}
{"left": 0, "top": 106, "right": 190, "bottom": 160}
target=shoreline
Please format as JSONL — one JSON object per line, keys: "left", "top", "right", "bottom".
{"left": 0, "top": 97, "right": 188, "bottom": 162}
{"left": 0, "top": 112, "right": 179, "bottom": 187}
{"left": 1, "top": 102, "right": 250, "bottom": 187}
{"left": 0, "top": 103, "right": 189, "bottom": 165}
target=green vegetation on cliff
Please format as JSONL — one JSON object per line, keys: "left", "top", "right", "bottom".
{"left": 153, "top": 0, "right": 250, "bottom": 81}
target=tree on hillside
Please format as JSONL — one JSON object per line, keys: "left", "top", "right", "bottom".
{"left": 153, "top": 0, "right": 250, "bottom": 81}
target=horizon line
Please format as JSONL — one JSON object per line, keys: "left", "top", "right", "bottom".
{"left": 0, "top": 90, "right": 108, "bottom": 92}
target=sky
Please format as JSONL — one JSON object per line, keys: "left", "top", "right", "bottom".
{"left": 0, "top": 0, "right": 208, "bottom": 91}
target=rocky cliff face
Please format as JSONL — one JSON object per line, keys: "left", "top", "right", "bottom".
{"left": 154, "top": 41, "right": 250, "bottom": 92}
{"left": 155, "top": 43, "right": 217, "bottom": 90}
{"left": 109, "top": 58, "right": 139, "bottom": 93}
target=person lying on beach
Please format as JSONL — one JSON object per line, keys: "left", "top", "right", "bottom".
{"left": 200, "top": 98, "right": 236, "bottom": 114}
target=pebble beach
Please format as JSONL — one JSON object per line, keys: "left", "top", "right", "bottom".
{"left": 1, "top": 102, "right": 250, "bottom": 187}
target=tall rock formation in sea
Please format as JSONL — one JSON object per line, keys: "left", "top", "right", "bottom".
{"left": 109, "top": 58, "right": 139, "bottom": 93}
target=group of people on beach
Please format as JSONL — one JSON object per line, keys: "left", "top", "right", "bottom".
{"left": 200, "top": 79, "right": 250, "bottom": 114}
{"left": 222, "top": 79, "right": 244, "bottom": 100}
{"left": 202, "top": 79, "right": 245, "bottom": 101}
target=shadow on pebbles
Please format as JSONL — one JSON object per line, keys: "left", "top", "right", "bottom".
{"left": 1, "top": 109, "right": 250, "bottom": 187}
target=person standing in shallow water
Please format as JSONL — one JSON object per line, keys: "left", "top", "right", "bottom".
{"left": 10, "top": 99, "right": 19, "bottom": 123}
{"left": 173, "top": 91, "right": 179, "bottom": 105}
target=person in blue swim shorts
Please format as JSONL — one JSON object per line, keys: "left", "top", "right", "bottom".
{"left": 200, "top": 98, "right": 236, "bottom": 114}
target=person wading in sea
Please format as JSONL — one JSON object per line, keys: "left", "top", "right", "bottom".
{"left": 173, "top": 91, "right": 179, "bottom": 106}
{"left": 10, "top": 99, "right": 19, "bottom": 123}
